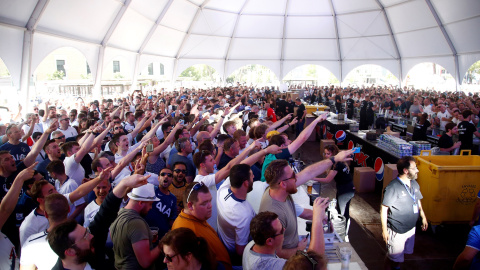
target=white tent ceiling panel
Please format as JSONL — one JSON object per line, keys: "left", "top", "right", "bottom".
{"left": 130, "top": 0, "right": 170, "bottom": 22}
{"left": 243, "top": 0, "right": 287, "bottom": 15}
{"left": 402, "top": 55, "right": 455, "bottom": 81}
{"left": 459, "top": 53, "right": 480, "bottom": 83}
{"left": 204, "top": 0, "right": 246, "bottom": 14}
{"left": 340, "top": 36, "right": 396, "bottom": 60}
{"left": 378, "top": 0, "right": 409, "bottom": 8}
{"left": 31, "top": 33, "right": 100, "bottom": 78}
{"left": 283, "top": 39, "right": 339, "bottom": 60}
{"left": 189, "top": 0, "right": 207, "bottom": 6}
{"left": 160, "top": 0, "right": 198, "bottom": 32}
{"left": 395, "top": 28, "right": 451, "bottom": 58}
{"left": 285, "top": 16, "right": 336, "bottom": 39}
{"left": 190, "top": 9, "right": 236, "bottom": 37}
{"left": 332, "top": 0, "right": 380, "bottom": 15}
{"left": 432, "top": 0, "right": 480, "bottom": 24}
{"left": 179, "top": 35, "right": 229, "bottom": 59}
{"left": 0, "top": 25, "right": 24, "bottom": 88}
{"left": 108, "top": 9, "right": 154, "bottom": 52}
{"left": 235, "top": 15, "right": 284, "bottom": 39}
{"left": 445, "top": 17, "right": 480, "bottom": 54}
{"left": 228, "top": 39, "right": 282, "bottom": 60}
{"left": 143, "top": 26, "right": 185, "bottom": 57}
{"left": 337, "top": 11, "right": 389, "bottom": 38}
{"left": 176, "top": 59, "right": 225, "bottom": 78}
{"left": 226, "top": 60, "right": 280, "bottom": 79}
{"left": 37, "top": 0, "right": 121, "bottom": 44}
{"left": 342, "top": 59, "right": 399, "bottom": 81}
{"left": 386, "top": 1, "right": 437, "bottom": 34}
{"left": 103, "top": 47, "right": 137, "bottom": 78}
{"left": 0, "top": 0, "right": 37, "bottom": 27}
{"left": 288, "top": 0, "right": 332, "bottom": 16}
{"left": 139, "top": 54, "right": 174, "bottom": 78}
{"left": 282, "top": 60, "right": 341, "bottom": 80}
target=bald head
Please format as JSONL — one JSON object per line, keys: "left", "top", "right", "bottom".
{"left": 196, "top": 131, "right": 211, "bottom": 145}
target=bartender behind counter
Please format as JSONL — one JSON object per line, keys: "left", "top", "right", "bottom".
{"left": 458, "top": 110, "right": 480, "bottom": 155}
{"left": 345, "top": 93, "right": 355, "bottom": 120}
{"left": 438, "top": 122, "right": 461, "bottom": 155}
{"left": 359, "top": 95, "right": 375, "bottom": 130}
{"left": 412, "top": 113, "right": 431, "bottom": 141}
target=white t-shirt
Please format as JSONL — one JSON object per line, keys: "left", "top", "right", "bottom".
{"left": 22, "top": 123, "right": 43, "bottom": 134}
{"left": 64, "top": 155, "right": 85, "bottom": 186}
{"left": 20, "top": 230, "right": 57, "bottom": 270}
{"left": 55, "top": 178, "right": 85, "bottom": 217}
{"left": 19, "top": 209, "right": 48, "bottom": 247}
{"left": 57, "top": 126, "right": 78, "bottom": 139}
{"left": 437, "top": 110, "right": 452, "bottom": 130}
{"left": 194, "top": 174, "right": 219, "bottom": 231}
{"left": 217, "top": 178, "right": 256, "bottom": 253}
{"left": 84, "top": 200, "right": 100, "bottom": 228}
{"left": 0, "top": 232, "right": 18, "bottom": 270}
{"left": 114, "top": 140, "right": 141, "bottom": 164}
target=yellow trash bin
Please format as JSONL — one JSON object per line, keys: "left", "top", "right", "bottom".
{"left": 415, "top": 150, "right": 480, "bottom": 225}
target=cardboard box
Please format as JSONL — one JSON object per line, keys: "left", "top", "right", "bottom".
{"left": 382, "top": 164, "right": 399, "bottom": 201}
{"left": 320, "top": 139, "right": 335, "bottom": 160}
{"left": 383, "top": 164, "right": 398, "bottom": 190}
{"left": 353, "top": 167, "right": 376, "bottom": 193}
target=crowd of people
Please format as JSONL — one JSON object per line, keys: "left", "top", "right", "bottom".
{"left": 0, "top": 84, "right": 479, "bottom": 269}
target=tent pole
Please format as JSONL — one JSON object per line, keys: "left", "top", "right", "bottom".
{"left": 19, "top": 30, "right": 33, "bottom": 114}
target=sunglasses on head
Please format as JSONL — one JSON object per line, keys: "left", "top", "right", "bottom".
{"left": 186, "top": 182, "right": 205, "bottom": 202}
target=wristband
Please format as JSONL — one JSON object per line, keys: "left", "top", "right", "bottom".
{"left": 329, "top": 157, "right": 335, "bottom": 165}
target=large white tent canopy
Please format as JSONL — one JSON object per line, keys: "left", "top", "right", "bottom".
{"left": 1, "top": 0, "right": 480, "bottom": 95}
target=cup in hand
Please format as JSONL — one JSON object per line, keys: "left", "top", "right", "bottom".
{"left": 340, "top": 247, "right": 352, "bottom": 268}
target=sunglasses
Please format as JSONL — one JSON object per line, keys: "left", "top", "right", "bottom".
{"left": 173, "top": 169, "right": 187, "bottom": 174}
{"left": 278, "top": 173, "right": 296, "bottom": 183}
{"left": 164, "top": 253, "right": 179, "bottom": 262}
{"left": 273, "top": 225, "right": 285, "bottom": 238}
{"left": 186, "top": 182, "right": 205, "bottom": 203}
{"left": 54, "top": 135, "right": 66, "bottom": 140}
{"left": 160, "top": 172, "right": 173, "bottom": 177}
{"left": 296, "top": 250, "right": 318, "bottom": 270}
{"left": 114, "top": 127, "right": 122, "bottom": 130}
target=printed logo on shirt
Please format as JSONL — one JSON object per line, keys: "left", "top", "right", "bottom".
{"left": 155, "top": 201, "right": 173, "bottom": 217}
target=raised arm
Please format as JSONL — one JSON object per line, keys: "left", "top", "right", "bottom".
{"left": 288, "top": 113, "right": 327, "bottom": 154}
{"left": 140, "top": 116, "right": 163, "bottom": 143}
{"left": 296, "top": 148, "right": 354, "bottom": 186}
{"left": 0, "top": 163, "right": 36, "bottom": 229}
{"left": 276, "top": 118, "right": 297, "bottom": 134}
{"left": 129, "top": 116, "right": 148, "bottom": 139}
{"left": 42, "top": 102, "right": 49, "bottom": 123}
{"left": 151, "top": 121, "right": 182, "bottom": 157}
{"left": 266, "top": 113, "right": 292, "bottom": 133}
{"left": 91, "top": 122, "right": 115, "bottom": 149}
{"left": 112, "top": 141, "right": 147, "bottom": 179}
{"left": 68, "top": 168, "right": 113, "bottom": 203}
{"left": 241, "top": 145, "right": 283, "bottom": 166}
{"left": 74, "top": 131, "right": 95, "bottom": 163}
{"left": 23, "top": 119, "right": 59, "bottom": 167}
{"left": 308, "top": 197, "right": 329, "bottom": 254}
{"left": 21, "top": 117, "right": 37, "bottom": 142}
{"left": 210, "top": 108, "right": 229, "bottom": 139}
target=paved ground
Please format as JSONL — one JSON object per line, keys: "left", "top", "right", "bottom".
{"left": 297, "top": 140, "right": 471, "bottom": 270}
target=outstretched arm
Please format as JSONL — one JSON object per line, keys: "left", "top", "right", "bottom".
{"left": 288, "top": 114, "right": 327, "bottom": 154}
{"left": 23, "top": 119, "right": 59, "bottom": 167}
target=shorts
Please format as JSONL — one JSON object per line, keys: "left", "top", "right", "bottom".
{"left": 386, "top": 227, "right": 415, "bottom": 262}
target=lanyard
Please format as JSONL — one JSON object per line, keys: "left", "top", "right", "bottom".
{"left": 398, "top": 178, "right": 416, "bottom": 204}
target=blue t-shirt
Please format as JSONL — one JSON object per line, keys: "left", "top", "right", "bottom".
{"left": 144, "top": 187, "right": 177, "bottom": 239}
{"left": 466, "top": 225, "right": 480, "bottom": 269}
{"left": 0, "top": 142, "right": 31, "bottom": 164}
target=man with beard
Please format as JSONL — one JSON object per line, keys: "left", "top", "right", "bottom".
{"left": 47, "top": 174, "right": 150, "bottom": 270}
{"left": 168, "top": 162, "right": 188, "bottom": 213}
{"left": 217, "top": 164, "right": 256, "bottom": 266}
{"left": 110, "top": 183, "right": 163, "bottom": 269}
{"left": 144, "top": 168, "right": 177, "bottom": 240}
{"left": 36, "top": 139, "right": 64, "bottom": 184}
{"left": 259, "top": 148, "right": 354, "bottom": 259}
{"left": 381, "top": 156, "right": 428, "bottom": 270}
